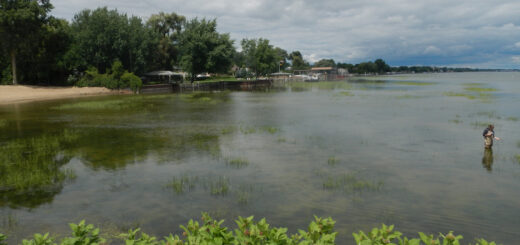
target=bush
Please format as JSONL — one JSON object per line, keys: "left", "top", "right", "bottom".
{"left": 0, "top": 215, "right": 500, "bottom": 245}
{"left": 120, "top": 72, "right": 142, "bottom": 93}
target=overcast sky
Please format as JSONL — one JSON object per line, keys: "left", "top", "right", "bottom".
{"left": 51, "top": 0, "right": 520, "bottom": 68}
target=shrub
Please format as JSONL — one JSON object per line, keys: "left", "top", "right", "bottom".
{"left": 0, "top": 215, "right": 500, "bottom": 245}
{"left": 121, "top": 72, "right": 142, "bottom": 93}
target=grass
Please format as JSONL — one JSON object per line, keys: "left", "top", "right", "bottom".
{"left": 395, "top": 95, "right": 425, "bottom": 99}
{"left": 470, "top": 121, "right": 491, "bottom": 128}
{"left": 515, "top": 154, "right": 520, "bottom": 164}
{"left": 197, "top": 76, "right": 238, "bottom": 83}
{"left": 0, "top": 119, "right": 7, "bottom": 128}
{"left": 288, "top": 81, "right": 353, "bottom": 91}
{"left": 226, "top": 158, "right": 249, "bottom": 169}
{"left": 506, "top": 116, "right": 518, "bottom": 121}
{"left": 449, "top": 119, "right": 463, "bottom": 124}
{"left": 166, "top": 176, "right": 199, "bottom": 194}
{"left": 207, "top": 177, "right": 230, "bottom": 196}
{"left": 260, "top": 126, "right": 280, "bottom": 134}
{"left": 322, "top": 173, "right": 383, "bottom": 193}
{"left": 464, "top": 87, "right": 497, "bottom": 92}
{"left": 53, "top": 99, "right": 131, "bottom": 110}
{"left": 394, "top": 81, "right": 436, "bottom": 86}
{"left": 443, "top": 92, "right": 476, "bottom": 100}
{"left": 337, "top": 91, "right": 354, "bottom": 96}
{"left": 277, "top": 137, "right": 287, "bottom": 143}
{"left": 327, "top": 157, "right": 339, "bottom": 166}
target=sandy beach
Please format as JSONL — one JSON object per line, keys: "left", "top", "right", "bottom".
{"left": 0, "top": 85, "right": 125, "bottom": 105}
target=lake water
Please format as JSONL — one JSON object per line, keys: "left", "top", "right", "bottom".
{"left": 1, "top": 72, "right": 519, "bottom": 244}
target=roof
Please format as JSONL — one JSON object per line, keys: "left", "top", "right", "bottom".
{"left": 311, "top": 67, "right": 334, "bottom": 71}
{"left": 145, "top": 70, "right": 182, "bottom": 76}
{"left": 270, "top": 72, "right": 292, "bottom": 76}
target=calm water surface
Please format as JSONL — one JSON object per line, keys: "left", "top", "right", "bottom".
{"left": 1, "top": 72, "right": 519, "bottom": 244}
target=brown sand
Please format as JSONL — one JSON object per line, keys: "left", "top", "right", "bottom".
{"left": 0, "top": 85, "right": 126, "bottom": 105}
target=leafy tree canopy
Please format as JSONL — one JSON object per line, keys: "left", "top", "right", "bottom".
{"left": 179, "top": 18, "right": 234, "bottom": 82}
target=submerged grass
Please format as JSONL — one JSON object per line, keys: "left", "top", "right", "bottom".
{"left": 322, "top": 173, "right": 383, "bottom": 193}
{"left": 166, "top": 176, "right": 199, "bottom": 194}
{"left": 443, "top": 92, "right": 476, "bottom": 100}
{"left": 226, "top": 158, "right": 249, "bottom": 169}
{"left": 395, "top": 95, "right": 425, "bottom": 99}
{"left": 166, "top": 176, "right": 231, "bottom": 196}
{"left": 394, "top": 81, "right": 436, "bottom": 86}
{"left": 464, "top": 87, "right": 497, "bottom": 92}
{"left": 53, "top": 99, "right": 131, "bottom": 110}
{"left": 327, "top": 157, "right": 339, "bottom": 166}
{"left": 515, "top": 154, "right": 520, "bottom": 164}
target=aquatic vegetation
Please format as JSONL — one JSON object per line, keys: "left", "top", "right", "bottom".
{"left": 449, "top": 119, "right": 463, "bottom": 124}
{"left": 471, "top": 121, "right": 492, "bottom": 128}
{"left": 236, "top": 190, "right": 249, "bottom": 205}
{"left": 443, "top": 92, "right": 476, "bottom": 100}
{"left": 0, "top": 130, "right": 79, "bottom": 208}
{"left": 239, "top": 126, "right": 257, "bottom": 134}
{"left": 0, "top": 119, "right": 7, "bottom": 128}
{"left": 260, "top": 126, "right": 280, "bottom": 134}
{"left": 514, "top": 154, "right": 520, "bottom": 164}
{"left": 166, "top": 176, "right": 199, "bottom": 194}
{"left": 327, "top": 157, "right": 339, "bottom": 166}
{"left": 277, "top": 137, "right": 287, "bottom": 143}
{"left": 474, "top": 111, "right": 499, "bottom": 119}
{"left": 394, "top": 81, "right": 437, "bottom": 86}
{"left": 288, "top": 81, "right": 353, "bottom": 91}
{"left": 464, "top": 87, "right": 497, "bottom": 92}
{"left": 322, "top": 173, "right": 383, "bottom": 193}
{"left": 220, "top": 126, "right": 236, "bottom": 135}
{"left": 337, "top": 91, "right": 354, "bottom": 96}
{"left": 506, "top": 116, "right": 518, "bottom": 121}
{"left": 226, "top": 158, "right": 249, "bottom": 169}
{"left": 463, "top": 83, "right": 485, "bottom": 86}
{"left": 206, "top": 176, "right": 230, "bottom": 196}
{"left": 395, "top": 95, "right": 424, "bottom": 99}
{"left": 1, "top": 216, "right": 499, "bottom": 245}
{"left": 53, "top": 99, "right": 132, "bottom": 110}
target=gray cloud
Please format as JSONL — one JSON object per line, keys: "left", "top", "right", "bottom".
{"left": 51, "top": 0, "right": 520, "bottom": 68}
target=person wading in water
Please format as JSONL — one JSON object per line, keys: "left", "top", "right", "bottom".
{"left": 483, "top": 124, "right": 500, "bottom": 149}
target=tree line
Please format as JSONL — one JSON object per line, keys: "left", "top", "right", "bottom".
{"left": 0, "top": 1, "right": 491, "bottom": 87}
{"left": 0, "top": 1, "right": 293, "bottom": 86}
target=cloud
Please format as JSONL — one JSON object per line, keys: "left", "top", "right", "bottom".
{"left": 512, "top": 56, "right": 520, "bottom": 63}
{"left": 50, "top": 0, "right": 520, "bottom": 68}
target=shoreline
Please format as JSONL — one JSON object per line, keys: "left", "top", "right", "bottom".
{"left": 0, "top": 85, "right": 128, "bottom": 105}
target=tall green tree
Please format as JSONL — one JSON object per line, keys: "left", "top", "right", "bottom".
{"left": 241, "top": 38, "right": 277, "bottom": 77}
{"left": 313, "top": 58, "right": 336, "bottom": 68}
{"left": 0, "top": 0, "right": 53, "bottom": 84}
{"left": 18, "top": 17, "right": 72, "bottom": 84}
{"left": 179, "top": 18, "right": 234, "bottom": 83}
{"left": 374, "top": 58, "right": 390, "bottom": 74}
{"left": 289, "top": 51, "right": 309, "bottom": 70}
{"left": 146, "top": 12, "right": 185, "bottom": 70}
{"left": 67, "top": 7, "right": 155, "bottom": 75}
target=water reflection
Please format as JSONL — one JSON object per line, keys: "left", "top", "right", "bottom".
{"left": 482, "top": 148, "right": 494, "bottom": 171}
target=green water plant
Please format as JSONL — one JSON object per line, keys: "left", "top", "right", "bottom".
{"left": 327, "top": 157, "right": 339, "bottom": 165}
{"left": 0, "top": 216, "right": 501, "bottom": 245}
{"left": 394, "top": 81, "right": 436, "bottom": 86}
{"left": 227, "top": 158, "right": 249, "bottom": 169}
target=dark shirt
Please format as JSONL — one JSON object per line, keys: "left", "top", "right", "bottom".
{"left": 483, "top": 128, "right": 494, "bottom": 137}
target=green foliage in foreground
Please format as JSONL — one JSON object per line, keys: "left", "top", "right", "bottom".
{"left": 75, "top": 61, "right": 142, "bottom": 93}
{"left": 0, "top": 214, "right": 499, "bottom": 245}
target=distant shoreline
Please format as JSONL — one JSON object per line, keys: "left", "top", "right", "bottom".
{"left": 0, "top": 85, "right": 128, "bottom": 105}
